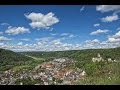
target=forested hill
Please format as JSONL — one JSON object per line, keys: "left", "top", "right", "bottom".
{"left": 0, "top": 48, "right": 33, "bottom": 71}
{"left": 21, "top": 47, "right": 120, "bottom": 62}
{"left": 1, "top": 47, "right": 120, "bottom": 63}
{"left": 0, "top": 48, "right": 32, "bottom": 61}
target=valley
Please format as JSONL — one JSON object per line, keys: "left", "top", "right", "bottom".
{"left": 0, "top": 48, "right": 120, "bottom": 85}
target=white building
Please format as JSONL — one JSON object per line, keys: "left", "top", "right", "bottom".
{"left": 92, "top": 53, "right": 104, "bottom": 62}
{"left": 53, "top": 58, "right": 66, "bottom": 63}
{"left": 80, "top": 71, "right": 86, "bottom": 76}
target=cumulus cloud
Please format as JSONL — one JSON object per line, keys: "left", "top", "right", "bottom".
{"left": 112, "top": 31, "right": 120, "bottom": 39}
{"left": 1, "top": 37, "right": 118, "bottom": 52}
{"left": 96, "top": 5, "right": 120, "bottom": 13}
{"left": 17, "top": 42, "right": 23, "bottom": 46}
{"left": 107, "top": 30, "right": 120, "bottom": 43}
{"left": 84, "top": 39, "right": 101, "bottom": 49}
{"left": 108, "top": 37, "right": 120, "bottom": 43}
{"left": 0, "top": 36, "right": 82, "bottom": 52}
{"left": 50, "top": 39, "right": 62, "bottom": 45}
{"left": 83, "top": 39, "right": 117, "bottom": 49}
{"left": 94, "top": 23, "right": 100, "bottom": 27}
{"left": 0, "top": 36, "right": 11, "bottom": 41}
{"left": 101, "top": 14, "right": 119, "bottom": 22}
{"left": 5, "top": 26, "right": 30, "bottom": 35}
{"left": 90, "top": 29, "right": 109, "bottom": 35}
{"left": 25, "top": 12, "right": 59, "bottom": 30}
{"left": 85, "top": 39, "right": 100, "bottom": 45}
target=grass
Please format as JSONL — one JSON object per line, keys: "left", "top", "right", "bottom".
{"left": 77, "top": 62, "right": 120, "bottom": 85}
{"left": 11, "top": 57, "right": 46, "bottom": 73}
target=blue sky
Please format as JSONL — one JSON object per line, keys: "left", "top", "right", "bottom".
{"left": 0, "top": 5, "right": 120, "bottom": 51}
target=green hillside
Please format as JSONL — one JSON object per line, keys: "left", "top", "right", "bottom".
{"left": 22, "top": 47, "right": 120, "bottom": 63}
{"left": 0, "top": 47, "right": 120, "bottom": 85}
{"left": 0, "top": 48, "right": 34, "bottom": 72}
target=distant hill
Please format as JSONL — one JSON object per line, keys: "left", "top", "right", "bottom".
{"left": 0, "top": 48, "right": 33, "bottom": 61}
{"left": 0, "top": 48, "right": 33, "bottom": 71}
{"left": 21, "top": 47, "right": 120, "bottom": 62}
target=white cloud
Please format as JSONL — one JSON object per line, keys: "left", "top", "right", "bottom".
{"left": 112, "top": 31, "right": 120, "bottom": 39}
{"left": 37, "top": 42, "right": 43, "bottom": 46}
{"left": 107, "top": 31, "right": 120, "bottom": 45}
{"left": 50, "top": 39, "right": 62, "bottom": 45}
{"left": 2, "top": 31, "right": 120, "bottom": 51}
{"left": 84, "top": 39, "right": 101, "bottom": 49}
{"left": 94, "top": 23, "right": 100, "bottom": 27}
{"left": 96, "top": 5, "right": 120, "bottom": 13}
{"left": 108, "top": 37, "right": 120, "bottom": 43}
{"left": 80, "top": 6, "right": 85, "bottom": 12}
{"left": 25, "top": 12, "right": 59, "bottom": 30}
{"left": 35, "top": 37, "right": 53, "bottom": 41}
{"left": 61, "top": 33, "right": 69, "bottom": 36}
{"left": 60, "top": 33, "right": 75, "bottom": 38}
{"left": 50, "top": 33, "right": 57, "bottom": 36}
{"left": 101, "top": 14, "right": 119, "bottom": 22}
{"left": 5, "top": 26, "right": 30, "bottom": 35}
{"left": 107, "top": 30, "right": 120, "bottom": 43}
{"left": 91, "top": 39, "right": 100, "bottom": 43}
{"left": 20, "top": 38, "right": 30, "bottom": 41}
{"left": 17, "top": 42, "right": 23, "bottom": 46}
{"left": 0, "top": 43, "right": 4, "bottom": 46}
{"left": 113, "top": 10, "right": 120, "bottom": 15}
{"left": 90, "top": 29, "right": 109, "bottom": 35}
{"left": 0, "top": 36, "right": 82, "bottom": 52}
{"left": 0, "top": 23, "right": 9, "bottom": 26}
{"left": 0, "top": 36, "right": 11, "bottom": 41}
{"left": 0, "top": 32, "right": 3, "bottom": 34}
{"left": 83, "top": 39, "right": 115, "bottom": 49}
{"left": 85, "top": 39, "right": 100, "bottom": 44}
{"left": 1, "top": 38, "right": 117, "bottom": 52}
{"left": 117, "top": 27, "right": 120, "bottom": 31}
{"left": 69, "top": 34, "right": 75, "bottom": 38}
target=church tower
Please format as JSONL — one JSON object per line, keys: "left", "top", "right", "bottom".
{"left": 98, "top": 53, "right": 101, "bottom": 58}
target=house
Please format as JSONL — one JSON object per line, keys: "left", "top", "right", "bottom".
{"left": 53, "top": 58, "right": 66, "bottom": 63}
{"left": 108, "top": 58, "right": 113, "bottom": 62}
{"left": 41, "top": 63, "right": 55, "bottom": 69}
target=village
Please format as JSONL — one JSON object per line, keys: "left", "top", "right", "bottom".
{"left": 0, "top": 58, "right": 86, "bottom": 85}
